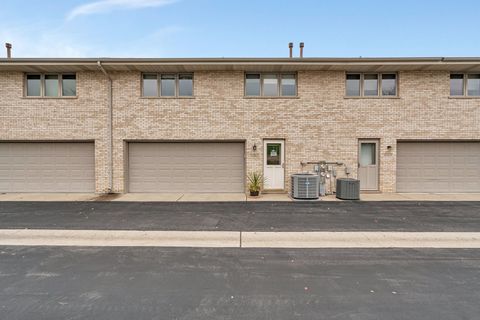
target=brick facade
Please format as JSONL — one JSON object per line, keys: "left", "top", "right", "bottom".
{"left": 1, "top": 69, "right": 479, "bottom": 193}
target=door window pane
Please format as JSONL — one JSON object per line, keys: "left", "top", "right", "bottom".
{"left": 62, "top": 74, "right": 76, "bottom": 96}
{"left": 281, "top": 74, "right": 296, "bottom": 96}
{"left": 263, "top": 74, "right": 278, "bottom": 96}
{"left": 381, "top": 74, "right": 396, "bottom": 96}
{"left": 44, "top": 75, "right": 59, "bottom": 97}
{"left": 346, "top": 74, "right": 360, "bottom": 96}
{"left": 142, "top": 74, "right": 157, "bottom": 97}
{"left": 360, "top": 143, "right": 376, "bottom": 166}
{"left": 363, "top": 74, "right": 378, "bottom": 96}
{"left": 245, "top": 74, "right": 260, "bottom": 96}
{"left": 450, "top": 74, "right": 464, "bottom": 96}
{"left": 26, "top": 74, "right": 41, "bottom": 96}
{"left": 467, "top": 74, "right": 480, "bottom": 96}
{"left": 266, "top": 144, "right": 281, "bottom": 165}
{"left": 178, "top": 74, "right": 193, "bottom": 96}
{"left": 161, "top": 74, "right": 176, "bottom": 96}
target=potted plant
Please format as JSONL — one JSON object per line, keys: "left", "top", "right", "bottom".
{"left": 247, "top": 171, "right": 265, "bottom": 197}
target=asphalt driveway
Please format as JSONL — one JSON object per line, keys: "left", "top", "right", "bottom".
{"left": 1, "top": 247, "right": 479, "bottom": 320}
{"left": 2, "top": 202, "right": 480, "bottom": 319}
{"left": 1, "top": 201, "right": 479, "bottom": 231}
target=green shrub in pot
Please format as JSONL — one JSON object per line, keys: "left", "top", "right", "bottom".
{"left": 247, "top": 171, "right": 265, "bottom": 196}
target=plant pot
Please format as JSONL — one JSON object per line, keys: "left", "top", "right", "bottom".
{"left": 249, "top": 190, "right": 259, "bottom": 197}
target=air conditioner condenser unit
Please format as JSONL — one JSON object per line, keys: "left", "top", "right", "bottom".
{"left": 291, "top": 173, "right": 319, "bottom": 200}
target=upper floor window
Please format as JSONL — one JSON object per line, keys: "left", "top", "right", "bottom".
{"left": 245, "top": 73, "right": 297, "bottom": 97}
{"left": 142, "top": 73, "right": 193, "bottom": 97}
{"left": 346, "top": 73, "right": 397, "bottom": 97}
{"left": 450, "top": 73, "right": 480, "bottom": 97}
{"left": 25, "top": 73, "right": 76, "bottom": 97}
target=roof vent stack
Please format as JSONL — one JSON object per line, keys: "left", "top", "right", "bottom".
{"left": 299, "top": 42, "right": 304, "bottom": 58}
{"left": 289, "top": 42, "right": 293, "bottom": 58}
{"left": 5, "top": 43, "right": 12, "bottom": 58}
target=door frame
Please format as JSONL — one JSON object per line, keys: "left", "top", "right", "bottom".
{"left": 263, "top": 139, "right": 285, "bottom": 191}
{"left": 358, "top": 139, "right": 380, "bottom": 191}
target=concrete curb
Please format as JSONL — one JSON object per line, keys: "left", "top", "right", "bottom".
{"left": 1, "top": 230, "right": 480, "bottom": 248}
{"left": 241, "top": 232, "right": 480, "bottom": 248}
{"left": 0, "top": 230, "right": 240, "bottom": 247}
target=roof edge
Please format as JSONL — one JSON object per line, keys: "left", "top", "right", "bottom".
{"left": 1, "top": 57, "right": 480, "bottom": 64}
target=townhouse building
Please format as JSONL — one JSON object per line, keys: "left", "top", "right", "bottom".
{"left": 0, "top": 56, "right": 479, "bottom": 194}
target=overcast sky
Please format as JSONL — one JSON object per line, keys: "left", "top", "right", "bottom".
{"left": 1, "top": 0, "right": 479, "bottom": 58}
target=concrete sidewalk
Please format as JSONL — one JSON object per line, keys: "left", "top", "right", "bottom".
{"left": 1, "top": 192, "right": 480, "bottom": 202}
{"left": 0, "top": 193, "right": 98, "bottom": 202}
{"left": 1, "top": 229, "right": 480, "bottom": 248}
{"left": 358, "top": 193, "right": 480, "bottom": 201}
{"left": 0, "top": 193, "right": 248, "bottom": 202}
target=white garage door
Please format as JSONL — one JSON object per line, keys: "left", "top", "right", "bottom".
{"left": 129, "top": 142, "right": 245, "bottom": 193}
{"left": 0, "top": 143, "right": 95, "bottom": 193}
{"left": 397, "top": 142, "right": 480, "bottom": 193}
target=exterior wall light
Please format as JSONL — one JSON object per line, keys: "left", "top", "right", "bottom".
{"left": 253, "top": 144, "right": 257, "bottom": 152}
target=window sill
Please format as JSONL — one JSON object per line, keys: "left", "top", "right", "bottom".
{"left": 243, "top": 96, "right": 300, "bottom": 99}
{"left": 22, "top": 96, "right": 78, "bottom": 99}
{"left": 448, "top": 96, "right": 480, "bottom": 99}
{"left": 140, "top": 96, "right": 195, "bottom": 99}
{"left": 344, "top": 96, "right": 400, "bottom": 99}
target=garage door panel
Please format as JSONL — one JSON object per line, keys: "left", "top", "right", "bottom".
{"left": 0, "top": 143, "right": 95, "bottom": 193}
{"left": 463, "top": 168, "right": 478, "bottom": 176}
{"left": 129, "top": 142, "right": 245, "bottom": 193}
{"left": 397, "top": 142, "right": 480, "bottom": 193}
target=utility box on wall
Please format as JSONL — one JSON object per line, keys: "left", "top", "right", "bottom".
{"left": 336, "top": 178, "right": 360, "bottom": 200}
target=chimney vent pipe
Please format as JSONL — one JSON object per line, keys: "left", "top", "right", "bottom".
{"left": 5, "top": 43, "right": 12, "bottom": 58}
{"left": 299, "top": 42, "right": 304, "bottom": 58}
{"left": 288, "top": 42, "right": 293, "bottom": 58}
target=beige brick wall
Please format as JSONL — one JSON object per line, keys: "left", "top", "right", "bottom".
{"left": 0, "top": 71, "right": 111, "bottom": 192}
{"left": 1, "top": 70, "right": 479, "bottom": 193}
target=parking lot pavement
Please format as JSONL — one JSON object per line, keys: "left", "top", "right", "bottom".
{"left": 0, "top": 247, "right": 479, "bottom": 320}
{"left": 0, "top": 201, "right": 480, "bottom": 232}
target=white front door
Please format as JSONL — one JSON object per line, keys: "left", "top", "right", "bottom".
{"left": 358, "top": 140, "right": 379, "bottom": 191}
{"left": 263, "top": 140, "right": 285, "bottom": 190}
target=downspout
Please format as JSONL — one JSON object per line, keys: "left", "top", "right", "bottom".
{"left": 97, "top": 61, "right": 113, "bottom": 193}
